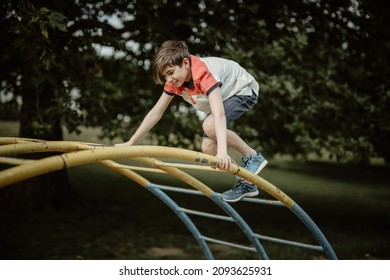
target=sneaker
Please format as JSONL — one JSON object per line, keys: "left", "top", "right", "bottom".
{"left": 221, "top": 181, "right": 259, "bottom": 202}
{"left": 242, "top": 151, "right": 268, "bottom": 175}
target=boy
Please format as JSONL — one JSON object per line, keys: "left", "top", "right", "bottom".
{"left": 115, "top": 40, "right": 267, "bottom": 202}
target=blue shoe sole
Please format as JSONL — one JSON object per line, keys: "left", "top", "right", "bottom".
{"left": 222, "top": 189, "right": 259, "bottom": 203}
{"left": 253, "top": 159, "right": 268, "bottom": 175}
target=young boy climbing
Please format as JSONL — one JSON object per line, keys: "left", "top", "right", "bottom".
{"left": 115, "top": 40, "right": 267, "bottom": 202}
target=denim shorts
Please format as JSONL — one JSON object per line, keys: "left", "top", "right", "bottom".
{"left": 203, "top": 90, "right": 258, "bottom": 138}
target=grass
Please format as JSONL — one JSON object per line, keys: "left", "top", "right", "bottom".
{"left": 0, "top": 121, "right": 389, "bottom": 260}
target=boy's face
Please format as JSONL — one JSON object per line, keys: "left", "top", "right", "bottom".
{"left": 161, "top": 58, "right": 191, "bottom": 87}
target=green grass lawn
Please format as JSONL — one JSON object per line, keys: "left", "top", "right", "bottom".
{"left": 0, "top": 121, "right": 389, "bottom": 260}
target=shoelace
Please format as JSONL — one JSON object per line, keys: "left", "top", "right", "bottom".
{"left": 233, "top": 181, "right": 253, "bottom": 192}
{"left": 242, "top": 157, "right": 251, "bottom": 169}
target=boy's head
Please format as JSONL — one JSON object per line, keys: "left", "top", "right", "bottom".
{"left": 152, "top": 40, "right": 191, "bottom": 85}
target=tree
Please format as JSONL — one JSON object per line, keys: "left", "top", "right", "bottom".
{"left": 211, "top": 0, "right": 390, "bottom": 162}
{"left": 1, "top": 1, "right": 74, "bottom": 211}
{"left": 1, "top": 0, "right": 389, "bottom": 210}
{"left": 0, "top": 0, "right": 138, "bottom": 210}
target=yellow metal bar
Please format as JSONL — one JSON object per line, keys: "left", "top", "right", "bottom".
{"left": 0, "top": 142, "right": 295, "bottom": 208}
{"left": 108, "top": 160, "right": 225, "bottom": 175}
{"left": 0, "top": 137, "right": 45, "bottom": 145}
{"left": 0, "top": 154, "right": 66, "bottom": 187}
{"left": 154, "top": 161, "right": 225, "bottom": 172}
{"left": 99, "top": 160, "right": 149, "bottom": 188}
{"left": 0, "top": 141, "right": 104, "bottom": 156}
{"left": 0, "top": 156, "right": 36, "bottom": 165}
{"left": 108, "top": 162, "right": 167, "bottom": 174}
{"left": 0, "top": 137, "right": 109, "bottom": 148}
{"left": 133, "top": 157, "right": 214, "bottom": 197}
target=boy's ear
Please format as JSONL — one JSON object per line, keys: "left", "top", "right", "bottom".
{"left": 182, "top": 57, "right": 191, "bottom": 67}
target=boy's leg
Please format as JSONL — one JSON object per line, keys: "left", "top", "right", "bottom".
{"left": 202, "top": 123, "right": 267, "bottom": 202}
{"left": 220, "top": 94, "right": 267, "bottom": 201}
{"left": 203, "top": 115, "right": 256, "bottom": 155}
{"left": 220, "top": 149, "right": 267, "bottom": 202}
{"left": 226, "top": 130, "right": 256, "bottom": 155}
{"left": 221, "top": 130, "right": 267, "bottom": 202}
{"left": 202, "top": 93, "right": 267, "bottom": 202}
{"left": 201, "top": 137, "right": 217, "bottom": 155}
{"left": 204, "top": 116, "right": 267, "bottom": 173}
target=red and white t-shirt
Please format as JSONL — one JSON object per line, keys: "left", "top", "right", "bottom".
{"left": 163, "top": 55, "right": 259, "bottom": 113}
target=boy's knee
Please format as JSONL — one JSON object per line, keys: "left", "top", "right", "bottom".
{"left": 201, "top": 138, "right": 217, "bottom": 155}
{"left": 202, "top": 118, "right": 215, "bottom": 138}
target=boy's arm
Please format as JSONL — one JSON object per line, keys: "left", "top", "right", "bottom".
{"left": 208, "top": 87, "right": 231, "bottom": 171}
{"left": 114, "top": 93, "right": 174, "bottom": 147}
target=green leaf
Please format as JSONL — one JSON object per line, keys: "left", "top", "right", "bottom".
{"left": 40, "top": 23, "right": 49, "bottom": 39}
{"left": 48, "top": 11, "right": 67, "bottom": 32}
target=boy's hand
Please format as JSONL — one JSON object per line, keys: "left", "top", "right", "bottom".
{"left": 217, "top": 153, "right": 232, "bottom": 171}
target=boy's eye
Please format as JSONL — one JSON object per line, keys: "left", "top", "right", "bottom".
{"left": 163, "top": 71, "right": 174, "bottom": 80}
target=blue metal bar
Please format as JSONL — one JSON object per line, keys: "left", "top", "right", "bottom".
{"left": 149, "top": 183, "right": 270, "bottom": 259}
{"left": 289, "top": 203, "right": 338, "bottom": 259}
{"left": 180, "top": 207, "right": 235, "bottom": 222}
{"left": 202, "top": 236, "right": 257, "bottom": 252}
{"left": 253, "top": 233, "right": 324, "bottom": 251}
{"left": 209, "top": 193, "right": 270, "bottom": 260}
{"left": 152, "top": 184, "right": 205, "bottom": 196}
{"left": 155, "top": 184, "right": 285, "bottom": 206}
{"left": 241, "top": 197, "right": 285, "bottom": 206}
{"left": 147, "top": 183, "right": 214, "bottom": 260}
{"left": 0, "top": 139, "right": 338, "bottom": 260}
{"left": 152, "top": 182, "right": 335, "bottom": 257}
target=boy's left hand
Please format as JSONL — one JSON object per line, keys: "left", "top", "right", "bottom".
{"left": 217, "top": 153, "right": 232, "bottom": 171}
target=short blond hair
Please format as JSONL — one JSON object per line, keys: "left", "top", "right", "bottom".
{"left": 152, "top": 40, "right": 190, "bottom": 84}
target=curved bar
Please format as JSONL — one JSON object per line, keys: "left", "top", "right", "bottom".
{"left": 209, "top": 193, "right": 269, "bottom": 259}
{"left": 147, "top": 185, "right": 215, "bottom": 260}
{"left": 0, "top": 141, "right": 99, "bottom": 156}
{"left": 0, "top": 141, "right": 268, "bottom": 258}
{"left": 0, "top": 142, "right": 294, "bottom": 208}
{"left": 99, "top": 160, "right": 215, "bottom": 259}
{"left": 132, "top": 157, "right": 214, "bottom": 197}
{"left": 290, "top": 203, "right": 337, "bottom": 259}
{"left": 0, "top": 153, "right": 66, "bottom": 187}
{"left": 0, "top": 138, "right": 337, "bottom": 259}
{"left": 131, "top": 157, "right": 269, "bottom": 259}
{"left": 0, "top": 156, "right": 36, "bottom": 165}
{"left": 0, "top": 137, "right": 108, "bottom": 147}
{"left": 0, "top": 137, "right": 46, "bottom": 145}
{"left": 99, "top": 160, "right": 149, "bottom": 188}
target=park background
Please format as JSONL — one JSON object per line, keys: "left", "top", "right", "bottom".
{"left": 0, "top": 0, "right": 389, "bottom": 260}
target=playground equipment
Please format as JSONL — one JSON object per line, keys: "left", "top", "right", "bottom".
{"left": 0, "top": 137, "right": 337, "bottom": 260}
